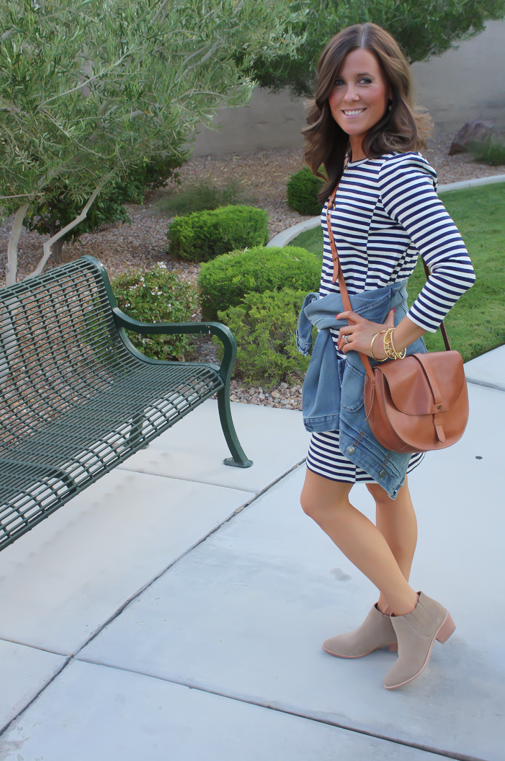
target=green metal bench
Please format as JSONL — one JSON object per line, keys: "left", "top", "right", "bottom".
{"left": 0, "top": 255, "right": 252, "bottom": 552}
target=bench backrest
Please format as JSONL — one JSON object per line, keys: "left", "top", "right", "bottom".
{"left": 0, "top": 256, "right": 133, "bottom": 452}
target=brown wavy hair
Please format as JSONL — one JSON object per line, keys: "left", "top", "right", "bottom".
{"left": 303, "top": 23, "right": 433, "bottom": 203}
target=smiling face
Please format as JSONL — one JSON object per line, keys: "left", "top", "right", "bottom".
{"left": 328, "top": 47, "right": 392, "bottom": 161}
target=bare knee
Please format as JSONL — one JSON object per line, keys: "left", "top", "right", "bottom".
{"left": 300, "top": 475, "right": 331, "bottom": 520}
{"left": 300, "top": 492, "right": 337, "bottom": 525}
{"left": 300, "top": 478, "right": 318, "bottom": 518}
{"left": 300, "top": 470, "right": 352, "bottom": 521}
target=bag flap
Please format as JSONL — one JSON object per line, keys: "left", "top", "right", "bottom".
{"left": 376, "top": 352, "right": 465, "bottom": 415}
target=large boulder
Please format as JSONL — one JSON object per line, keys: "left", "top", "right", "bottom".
{"left": 449, "top": 120, "right": 495, "bottom": 155}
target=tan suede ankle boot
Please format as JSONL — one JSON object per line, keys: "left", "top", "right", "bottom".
{"left": 323, "top": 603, "right": 397, "bottom": 659}
{"left": 384, "top": 591, "right": 456, "bottom": 690}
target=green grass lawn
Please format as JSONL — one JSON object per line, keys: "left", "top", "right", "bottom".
{"left": 290, "top": 182, "right": 505, "bottom": 361}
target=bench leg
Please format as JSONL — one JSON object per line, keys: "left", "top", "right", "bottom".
{"left": 217, "top": 387, "right": 253, "bottom": 468}
{"left": 127, "top": 413, "right": 149, "bottom": 450}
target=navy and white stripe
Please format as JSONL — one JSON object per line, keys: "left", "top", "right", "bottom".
{"left": 307, "top": 430, "right": 424, "bottom": 483}
{"left": 320, "top": 151, "right": 476, "bottom": 333}
{"left": 307, "top": 151, "right": 473, "bottom": 484}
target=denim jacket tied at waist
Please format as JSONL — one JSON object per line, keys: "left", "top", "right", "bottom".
{"left": 296, "top": 280, "right": 427, "bottom": 499}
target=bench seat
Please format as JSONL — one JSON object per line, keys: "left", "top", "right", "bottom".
{"left": 0, "top": 256, "right": 251, "bottom": 551}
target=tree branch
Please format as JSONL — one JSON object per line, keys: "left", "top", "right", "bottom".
{"left": 149, "top": 0, "right": 170, "bottom": 27}
{"left": 5, "top": 203, "right": 29, "bottom": 286}
{"left": 0, "top": 192, "right": 36, "bottom": 200}
{"left": 38, "top": 109, "right": 111, "bottom": 158}
{"left": 28, "top": 184, "right": 103, "bottom": 279}
{"left": 173, "top": 43, "right": 221, "bottom": 86}
{"left": 36, "top": 52, "right": 133, "bottom": 109}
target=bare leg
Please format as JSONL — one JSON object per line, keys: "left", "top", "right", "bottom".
{"left": 300, "top": 469, "right": 418, "bottom": 616}
{"left": 366, "top": 478, "right": 418, "bottom": 615}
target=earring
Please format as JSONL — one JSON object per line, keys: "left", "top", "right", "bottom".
{"left": 388, "top": 103, "right": 392, "bottom": 111}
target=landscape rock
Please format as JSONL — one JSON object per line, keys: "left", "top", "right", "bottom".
{"left": 448, "top": 119, "right": 494, "bottom": 155}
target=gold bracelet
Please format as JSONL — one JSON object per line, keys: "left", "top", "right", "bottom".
{"left": 383, "top": 328, "right": 406, "bottom": 360}
{"left": 389, "top": 328, "right": 406, "bottom": 359}
{"left": 370, "top": 330, "right": 388, "bottom": 362}
{"left": 383, "top": 328, "right": 396, "bottom": 360}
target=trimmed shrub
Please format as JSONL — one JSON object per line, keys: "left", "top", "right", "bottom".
{"left": 167, "top": 205, "right": 269, "bottom": 262}
{"left": 112, "top": 263, "right": 198, "bottom": 361}
{"left": 217, "top": 289, "right": 312, "bottom": 386}
{"left": 199, "top": 245, "right": 320, "bottom": 320}
{"left": 287, "top": 167, "right": 324, "bottom": 215}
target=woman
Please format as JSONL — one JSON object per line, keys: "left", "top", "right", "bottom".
{"left": 299, "top": 23, "right": 475, "bottom": 690}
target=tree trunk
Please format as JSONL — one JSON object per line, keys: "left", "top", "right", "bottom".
{"left": 48, "top": 224, "right": 64, "bottom": 265}
{"left": 5, "top": 203, "right": 29, "bottom": 286}
{"left": 51, "top": 237, "right": 65, "bottom": 264}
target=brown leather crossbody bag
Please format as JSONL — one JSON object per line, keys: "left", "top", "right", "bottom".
{"left": 326, "top": 180, "right": 469, "bottom": 454}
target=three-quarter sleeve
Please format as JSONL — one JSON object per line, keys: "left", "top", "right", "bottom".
{"left": 378, "top": 153, "right": 476, "bottom": 332}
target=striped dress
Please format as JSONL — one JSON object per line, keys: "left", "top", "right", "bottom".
{"left": 306, "top": 150, "right": 476, "bottom": 484}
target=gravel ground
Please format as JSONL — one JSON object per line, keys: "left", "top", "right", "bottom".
{"left": 1, "top": 130, "right": 503, "bottom": 410}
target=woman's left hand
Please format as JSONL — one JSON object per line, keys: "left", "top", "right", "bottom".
{"left": 336, "top": 309, "right": 395, "bottom": 357}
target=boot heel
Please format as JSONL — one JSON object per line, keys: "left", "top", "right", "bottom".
{"left": 388, "top": 643, "right": 398, "bottom": 652}
{"left": 436, "top": 612, "right": 455, "bottom": 644}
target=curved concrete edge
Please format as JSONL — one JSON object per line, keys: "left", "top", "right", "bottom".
{"left": 438, "top": 173, "right": 505, "bottom": 193}
{"left": 267, "top": 216, "right": 320, "bottom": 248}
{"left": 268, "top": 173, "right": 505, "bottom": 248}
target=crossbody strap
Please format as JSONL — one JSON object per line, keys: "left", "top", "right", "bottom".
{"left": 326, "top": 167, "right": 451, "bottom": 380}
{"left": 326, "top": 177, "right": 375, "bottom": 381}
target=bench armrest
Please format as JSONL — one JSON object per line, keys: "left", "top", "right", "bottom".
{"left": 112, "top": 307, "right": 237, "bottom": 383}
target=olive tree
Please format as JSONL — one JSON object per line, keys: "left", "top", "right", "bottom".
{"left": 0, "top": 0, "right": 302, "bottom": 284}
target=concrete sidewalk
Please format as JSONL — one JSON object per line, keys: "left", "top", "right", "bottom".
{"left": 0, "top": 348, "right": 504, "bottom": 760}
